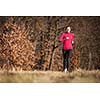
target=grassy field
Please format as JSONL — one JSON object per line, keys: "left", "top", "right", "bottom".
{"left": 0, "top": 70, "right": 100, "bottom": 83}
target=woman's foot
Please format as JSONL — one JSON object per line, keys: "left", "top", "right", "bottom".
{"left": 64, "top": 68, "right": 68, "bottom": 73}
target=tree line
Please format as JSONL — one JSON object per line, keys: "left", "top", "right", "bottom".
{"left": 0, "top": 16, "right": 100, "bottom": 71}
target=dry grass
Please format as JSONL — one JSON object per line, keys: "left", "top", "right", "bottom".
{"left": 0, "top": 70, "right": 100, "bottom": 83}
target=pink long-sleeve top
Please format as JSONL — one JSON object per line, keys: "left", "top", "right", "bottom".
{"left": 59, "top": 32, "right": 74, "bottom": 50}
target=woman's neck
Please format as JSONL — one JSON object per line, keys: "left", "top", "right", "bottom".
{"left": 66, "top": 31, "right": 70, "bottom": 33}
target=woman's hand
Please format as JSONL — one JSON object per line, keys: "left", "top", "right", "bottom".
{"left": 72, "top": 41, "right": 74, "bottom": 44}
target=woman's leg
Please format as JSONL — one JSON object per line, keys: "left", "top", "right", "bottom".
{"left": 66, "top": 50, "right": 72, "bottom": 71}
{"left": 62, "top": 49, "right": 67, "bottom": 71}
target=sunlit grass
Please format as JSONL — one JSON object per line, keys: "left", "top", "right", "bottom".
{"left": 0, "top": 70, "right": 100, "bottom": 83}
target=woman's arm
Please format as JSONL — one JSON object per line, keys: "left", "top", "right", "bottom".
{"left": 72, "top": 33, "right": 74, "bottom": 44}
{"left": 58, "top": 33, "right": 65, "bottom": 42}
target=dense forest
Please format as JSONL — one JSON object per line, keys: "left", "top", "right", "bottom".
{"left": 0, "top": 16, "right": 100, "bottom": 71}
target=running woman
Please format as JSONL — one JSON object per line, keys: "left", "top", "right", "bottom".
{"left": 59, "top": 26, "right": 74, "bottom": 72}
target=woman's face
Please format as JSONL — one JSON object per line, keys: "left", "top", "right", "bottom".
{"left": 67, "top": 27, "right": 71, "bottom": 32}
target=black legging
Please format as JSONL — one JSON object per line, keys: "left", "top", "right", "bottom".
{"left": 62, "top": 49, "right": 72, "bottom": 71}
